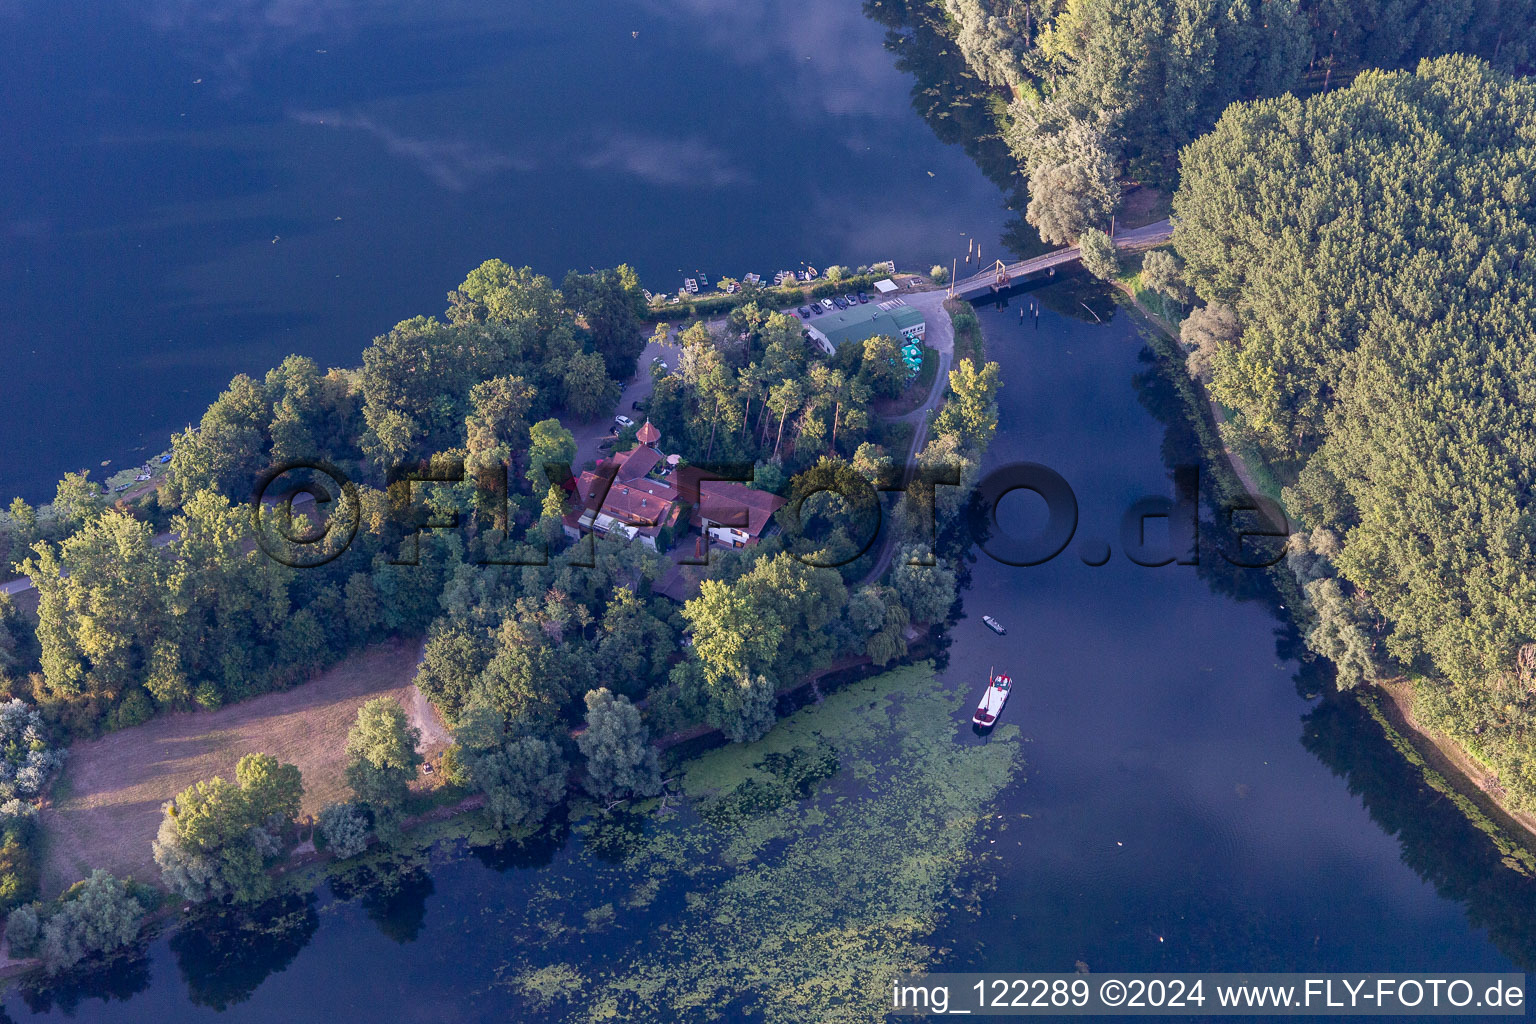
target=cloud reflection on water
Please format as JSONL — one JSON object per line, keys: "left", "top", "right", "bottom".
{"left": 289, "top": 109, "right": 530, "bottom": 191}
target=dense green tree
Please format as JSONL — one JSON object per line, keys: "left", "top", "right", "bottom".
{"left": 898, "top": 431, "right": 981, "bottom": 536}
{"left": 167, "top": 489, "right": 294, "bottom": 702}
{"left": 344, "top": 698, "right": 422, "bottom": 826}
{"left": 932, "top": 360, "right": 1003, "bottom": 450}
{"left": 153, "top": 753, "right": 303, "bottom": 903}
{"left": 890, "top": 549, "right": 960, "bottom": 623}
{"left": 358, "top": 260, "right": 601, "bottom": 474}
{"left": 1175, "top": 56, "right": 1536, "bottom": 684}
{"left": 21, "top": 510, "right": 167, "bottom": 702}
{"left": 0, "top": 813, "right": 37, "bottom": 914}
{"left": 33, "top": 870, "right": 143, "bottom": 973}
{"left": 1077, "top": 228, "right": 1119, "bottom": 281}
{"left": 561, "top": 350, "right": 620, "bottom": 422}
{"left": 968, "top": 0, "right": 1535, "bottom": 239}
{"left": 858, "top": 335, "right": 908, "bottom": 399}
{"left": 143, "top": 639, "right": 190, "bottom": 707}
{"left": 447, "top": 259, "right": 562, "bottom": 334}
{"left": 0, "top": 594, "right": 39, "bottom": 680}
{"left": 482, "top": 735, "right": 568, "bottom": 830}
{"left": 464, "top": 375, "right": 537, "bottom": 474}
{"left": 7, "top": 497, "right": 40, "bottom": 546}
{"left": 316, "top": 802, "right": 370, "bottom": 859}
{"left": 343, "top": 572, "right": 382, "bottom": 643}
{"left": 1172, "top": 56, "right": 1536, "bottom": 800}
{"left": 682, "top": 552, "right": 846, "bottom": 739}
{"left": 165, "top": 358, "right": 356, "bottom": 502}
{"left": 595, "top": 587, "right": 674, "bottom": 693}
{"left": 562, "top": 266, "right": 647, "bottom": 379}
{"left": 479, "top": 616, "right": 587, "bottom": 727}
{"left": 722, "top": 673, "right": 778, "bottom": 744}
{"left": 235, "top": 752, "right": 303, "bottom": 826}
{"left": 452, "top": 704, "right": 567, "bottom": 830}
{"left": 577, "top": 688, "right": 660, "bottom": 802}
{"left": 849, "top": 585, "right": 909, "bottom": 667}
{"left": 851, "top": 442, "right": 895, "bottom": 486}
{"left": 525, "top": 418, "right": 577, "bottom": 493}
{"left": 50, "top": 471, "right": 105, "bottom": 531}
{"left": 413, "top": 619, "right": 494, "bottom": 723}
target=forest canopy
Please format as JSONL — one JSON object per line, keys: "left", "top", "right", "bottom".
{"left": 1170, "top": 55, "right": 1536, "bottom": 797}
{"left": 936, "top": 0, "right": 1536, "bottom": 241}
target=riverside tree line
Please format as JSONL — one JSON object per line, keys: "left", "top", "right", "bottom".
{"left": 0, "top": 239, "right": 992, "bottom": 972}
{"left": 928, "top": 5, "right": 1536, "bottom": 810}
{"left": 933, "top": 0, "right": 1535, "bottom": 246}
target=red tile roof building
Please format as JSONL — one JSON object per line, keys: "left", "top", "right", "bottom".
{"left": 563, "top": 444, "right": 684, "bottom": 551}
{"left": 562, "top": 421, "right": 785, "bottom": 554}
{"left": 675, "top": 467, "right": 787, "bottom": 547}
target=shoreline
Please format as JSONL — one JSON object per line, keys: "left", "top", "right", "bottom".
{"left": 0, "top": 629, "right": 948, "bottom": 988}
{"left": 1, "top": 287, "right": 964, "bottom": 978}
{"left": 1373, "top": 681, "right": 1536, "bottom": 861}
{"left": 1111, "top": 281, "right": 1536, "bottom": 861}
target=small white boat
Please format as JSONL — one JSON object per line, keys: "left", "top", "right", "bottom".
{"left": 973, "top": 667, "right": 1012, "bottom": 728}
{"left": 982, "top": 615, "right": 1006, "bottom": 635}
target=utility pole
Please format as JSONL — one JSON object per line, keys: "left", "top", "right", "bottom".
{"left": 949, "top": 258, "right": 956, "bottom": 299}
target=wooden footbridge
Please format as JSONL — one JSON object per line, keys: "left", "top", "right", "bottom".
{"left": 949, "top": 219, "right": 1173, "bottom": 300}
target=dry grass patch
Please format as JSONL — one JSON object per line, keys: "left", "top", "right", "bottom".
{"left": 38, "top": 637, "right": 446, "bottom": 894}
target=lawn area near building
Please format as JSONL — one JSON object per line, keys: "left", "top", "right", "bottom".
{"left": 37, "top": 637, "right": 442, "bottom": 895}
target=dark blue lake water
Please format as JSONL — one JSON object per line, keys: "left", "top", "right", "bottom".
{"left": 0, "top": 0, "right": 1009, "bottom": 502}
{"left": 3, "top": 0, "right": 1533, "bottom": 1019}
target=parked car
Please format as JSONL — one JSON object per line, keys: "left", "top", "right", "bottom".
{"left": 857, "top": 291, "right": 869, "bottom": 303}
{"left": 614, "top": 414, "right": 635, "bottom": 429}
{"left": 832, "top": 296, "right": 848, "bottom": 309}
{"left": 844, "top": 293, "right": 858, "bottom": 306}
{"left": 798, "top": 306, "right": 813, "bottom": 317}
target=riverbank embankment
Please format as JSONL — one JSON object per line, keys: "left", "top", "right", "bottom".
{"left": 1111, "top": 279, "right": 1536, "bottom": 865}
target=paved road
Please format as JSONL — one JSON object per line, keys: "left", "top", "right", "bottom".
{"left": 571, "top": 334, "right": 684, "bottom": 471}
{"left": 861, "top": 288, "right": 956, "bottom": 584}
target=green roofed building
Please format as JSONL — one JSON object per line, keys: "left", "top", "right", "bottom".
{"left": 805, "top": 300, "right": 925, "bottom": 354}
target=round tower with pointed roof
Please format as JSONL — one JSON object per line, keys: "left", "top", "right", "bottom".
{"left": 637, "top": 420, "right": 660, "bottom": 447}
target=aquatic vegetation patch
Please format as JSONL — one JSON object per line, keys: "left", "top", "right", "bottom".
{"left": 695, "top": 740, "right": 840, "bottom": 829}
{"left": 500, "top": 662, "right": 1020, "bottom": 1023}
{"left": 514, "top": 962, "right": 586, "bottom": 1011}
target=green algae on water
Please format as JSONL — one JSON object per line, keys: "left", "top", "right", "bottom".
{"left": 500, "top": 662, "right": 1021, "bottom": 1023}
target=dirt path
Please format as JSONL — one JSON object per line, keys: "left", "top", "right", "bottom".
{"left": 39, "top": 637, "right": 445, "bottom": 894}
{"left": 407, "top": 643, "right": 452, "bottom": 749}
{"left": 1378, "top": 680, "right": 1536, "bottom": 844}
